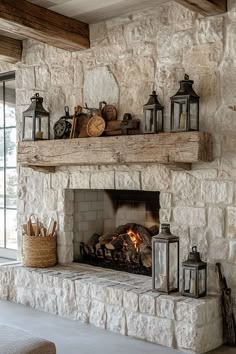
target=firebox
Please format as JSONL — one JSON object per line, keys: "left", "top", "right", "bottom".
{"left": 73, "top": 190, "right": 160, "bottom": 276}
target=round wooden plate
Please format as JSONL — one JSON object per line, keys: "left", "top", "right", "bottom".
{"left": 102, "top": 104, "right": 117, "bottom": 121}
{"left": 86, "top": 115, "right": 106, "bottom": 137}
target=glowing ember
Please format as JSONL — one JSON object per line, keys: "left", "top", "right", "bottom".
{"left": 127, "top": 229, "right": 142, "bottom": 250}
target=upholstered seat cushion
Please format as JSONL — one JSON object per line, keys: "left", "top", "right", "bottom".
{"left": 0, "top": 325, "right": 56, "bottom": 354}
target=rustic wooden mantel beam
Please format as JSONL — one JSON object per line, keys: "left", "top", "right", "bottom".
{"left": 0, "top": 34, "right": 22, "bottom": 63}
{"left": 0, "top": 0, "right": 89, "bottom": 51}
{"left": 175, "top": 0, "right": 227, "bottom": 16}
{"left": 17, "top": 132, "right": 213, "bottom": 172}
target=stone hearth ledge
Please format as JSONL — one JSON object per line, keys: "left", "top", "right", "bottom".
{"left": 0, "top": 263, "right": 222, "bottom": 354}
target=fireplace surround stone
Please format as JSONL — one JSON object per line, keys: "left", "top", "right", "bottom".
{"left": 0, "top": 263, "right": 222, "bottom": 354}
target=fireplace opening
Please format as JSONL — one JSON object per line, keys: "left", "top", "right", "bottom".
{"left": 73, "top": 190, "right": 160, "bottom": 276}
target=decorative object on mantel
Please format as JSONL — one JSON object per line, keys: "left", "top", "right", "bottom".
{"left": 22, "top": 215, "right": 57, "bottom": 268}
{"left": 152, "top": 224, "right": 179, "bottom": 294}
{"left": 101, "top": 101, "right": 117, "bottom": 121}
{"left": 53, "top": 106, "right": 72, "bottom": 139}
{"left": 182, "top": 246, "right": 207, "bottom": 298}
{"left": 103, "top": 113, "right": 140, "bottom": 136}
{"left": 22, "top": 93, "right": 50, "bottom": 141}
{"left": 170, "top": 74, "right": 200, "bottom": 132}
{"left": 143, "top": 90, "right": 164, "bottom": 134}
{"left": 216, "top": 263, "right": 236, "bottom": 346}
{"left": 86, "top": 115, "right": 106, "bottom": 137}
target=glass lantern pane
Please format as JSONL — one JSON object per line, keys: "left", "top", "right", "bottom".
{"left": 23, "top": 116, "right": 33, "bottom": 140}
{"left": 198, "top": 269, "right": 206, "bottom": 295}
{"left": 190, "top": 102, "right": 198, "bottom": 131}
{"left": 144, "top": 109, "right": 154, "bottom": 133}
{"left": 153, "top": 241, "right": 167, "bottom": 291}
{"left": 169, "top": 242, "right": 178, "bottom": 290}
{"left": 183, "top": 268, "right": 191, "bottom": 293}
{"left": 37, "top": 115, "right": 49, "bottom": 139}
{"left": 157, "top": 111, "right": 163, "bottom": 132}
{"left": 173, "top": 100, "right": 187, "bottom": 131}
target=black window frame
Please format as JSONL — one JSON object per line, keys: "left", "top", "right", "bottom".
{"left": 0, "top": 71, "right": 17, "bottom": 251}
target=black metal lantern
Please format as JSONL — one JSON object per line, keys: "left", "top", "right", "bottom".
{"left": 22, "top": 93, "right": 50, "bottom": 141}
{"left": 182, "top": 246, "right": 207, "bottom": 298}
{"left": 152, "top": 224, "right": 179, "bottom": 294}
{"left": 143, "top": 91, "right": 164, "bottom": 133}
{"left": 170, "top": 74, "right": 199, "bottom": 132}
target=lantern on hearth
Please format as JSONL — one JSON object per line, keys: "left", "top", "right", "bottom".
{"left": 170, "top": 74, "right": 200, "bottom": 132}
{"left": 143, "top": 91, "right": 164, "bottom": 133}
{"left": 22, "top": 93, "right": 50, "bottom": 141}
{"left": 152, "top": 224, "right": 179, "bottom": 294}
{"left": 182, "top": 246, "right": 207, "bottom": 298}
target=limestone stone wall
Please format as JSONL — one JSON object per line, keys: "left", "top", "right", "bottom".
{"left": 9, "top": 0, "right": 236, "bottom": 311}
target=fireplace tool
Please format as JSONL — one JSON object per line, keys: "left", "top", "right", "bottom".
{"left": 216, "top": 263, "right": 236, "bottom": 346}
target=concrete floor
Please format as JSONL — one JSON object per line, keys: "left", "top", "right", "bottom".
{"left": 0, "top": 300, "right": 234, "bottom": 354}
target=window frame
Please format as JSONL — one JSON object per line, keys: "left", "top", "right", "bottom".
{"left": 0, "top": 71, "right": 17, "bottom": 260}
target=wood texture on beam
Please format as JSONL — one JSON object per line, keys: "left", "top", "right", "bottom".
{"left": 17, "top": 132, "right": 213, "bottom": 169}
{"left": 0, "top": 0, "right": 89, "bottom": 51}
{"left": 0, "top": 34, "right": 21, "bottom": 63}
{"left": 175, "top": 0, "right": 227, "bottom": 16}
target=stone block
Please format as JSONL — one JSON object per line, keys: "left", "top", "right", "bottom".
{"left": 201, "top": 181, "right": 234, "bottom": 204}
{"left": 16, "top": 66, "right": 35, "bottom": 89}
{"left": 105, "top": 284, "right": 123, "bottom": 306}
{"left": 139, "top": 292, "right": 160, "bottom": 315}
{"left": 197, "top": 18, "right": 224, "bottom": 44}
{"left": 156, "top": 295, "right": 184, "bottom": 320}
{"left": 44, "top": 189, "right": 58, "bottom": 211}
{"left": 141, "top": 165, "right": 170, "bottom": 191}
{"left": 77, "top": 296, "right": 91, "bottom": 315}
{"left": 227, "top": 207, "right": 236, "bottom": 237}
{"left": 57, "top": 232, "right": 74, "bottom": 246}
{"left": 91, "top": 172, "right": 115, "bottom": 189}
{"left": 123, "top": 289, "right": 139, "bottom": 312}
{"left": 35, "top": 291, "right": 58, "bottom": 315}
{"left": 172, "top": 172, "right": 201, "bottom": 205}
{"left": 89, "top": 300, "right": 106, "bottom": 329}
{"left": 57, "top": 245, "right": 73, "bottom": 263}
{"left": 208, "top": 237, "right": 229, "bottom": 261}
{"left": 208, "top": 207, "right": 225, "bottom": 238}
{"left": 146, "top": 315, "right": 174, "bottom": 347}
{"left": 176, "top": 319, "right": 223, "bottom": 353}
{"left": 51, "top": 172, "right": 69, "bottom": 189}
{"left": 106, "top": 304, "right": 126, "bottom": 335}
{"left": 115, "top": 171, "right": 141, "bottom": 190}
{"left": 58, "top": 214, "right": 73, "bottom": 232}
{"left": 173, "top": 207, "right": 206, "bottom": 226}
{"left": 75, "top": 279, "right": 91, "bottom": 298}
{"left": 176, "top": 298, "right": 207, "bottom": 326}
{"left": 16, "top": 287, "right": 35, "bottom": 308}
{"left": 126, "top": 311, "right": 148, "bottom": 340}
{"left": 84, "top": 66, "right": 119, "bottom": 107}
{"left": 70, "top": 171, "right": 90, "bottom": 189}
{"left": 229, "top": 241, "right": 236, "bottom": 264}
{"left": 160, "top": 192, "right": 172, "bottom": 209}
{"left": 159, "top": 209, "right": 171, "bottom": 223}
{"left": 51, "top": 65, "right": 74, "bottom": 87}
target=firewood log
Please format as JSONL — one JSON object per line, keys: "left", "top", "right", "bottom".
{"left": 148, "top": 224, "right": 159, "bottom": 236}
{"left": 132, "top": 224, "right": 152, "bottom": 246}
{"left": 140, "top": 244, "right": 152, "bottom": 268}
{"left": 99, "top": 223, "right": 133, "bottom": 245}
{"left": 87, "top": 233, "right": 100, "bottom": 248}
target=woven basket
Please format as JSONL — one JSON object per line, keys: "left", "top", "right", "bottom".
{"left": 22, "top": 234, "right": 57, "bottom": 268}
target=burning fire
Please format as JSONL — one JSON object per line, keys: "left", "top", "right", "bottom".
{"left": 127, "top": 229, "right": 142, "bottom": 250}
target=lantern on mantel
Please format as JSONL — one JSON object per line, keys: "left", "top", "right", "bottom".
{"left": 143, "top": 91, "right": 164, "bottom": 133}
{"left": 152, "top": 224, "right": 179, "bottom": 294}
{"left": 182, "top": 246, "right": 207, "bottom": 299}
{"left": 22, "top": 93, "right": 50, "bottom": 141}
{"left": 170, "top": 74, "right": 200, "bottom": 132}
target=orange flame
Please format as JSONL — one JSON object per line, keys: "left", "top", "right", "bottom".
{"left": 127, "top": 229, "right": 142, "bottom": 250}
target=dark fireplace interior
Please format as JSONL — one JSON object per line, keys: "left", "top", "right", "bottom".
{"left": 73, "top": 190, "right": 160, "bottom": 276}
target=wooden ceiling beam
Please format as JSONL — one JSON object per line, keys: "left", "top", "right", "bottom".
{"left": 175, "top": 0, "right": 227, "bottom": 16}
{"left": 0, "top": 34, "right": 22, "bottom": 63}
{"left": 0, "top": 0, "right": 90, "bottom": 51}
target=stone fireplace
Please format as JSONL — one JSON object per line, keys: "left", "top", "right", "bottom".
{"left": 1, "top": 0, "right": 236, "bottom": 352}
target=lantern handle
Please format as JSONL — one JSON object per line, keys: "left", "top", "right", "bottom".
{"left": 184, "top": 74, "right": 189, "bottom": 80}
{"left": 192, "top": 246, "right": 197, "bottom": 253}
